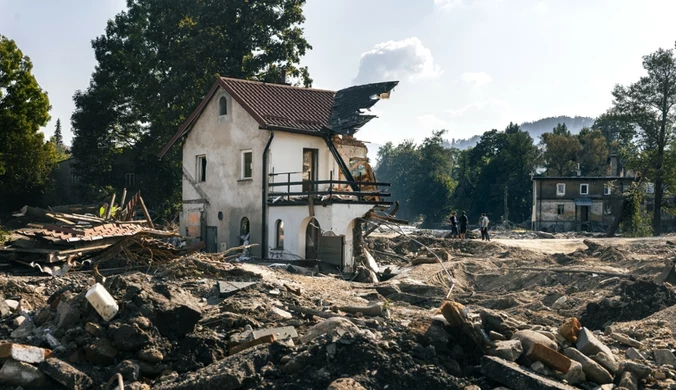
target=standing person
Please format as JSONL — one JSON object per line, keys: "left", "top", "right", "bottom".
{"left": 459, "top": 211, "right": 469, "bottom": 239}
{"left": 449, "top": 212, "right": 458, "bottom": 238}
{"left": 479, "top": 213, "right": 490, "bottom": 241}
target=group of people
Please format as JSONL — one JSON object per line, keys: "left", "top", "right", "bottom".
{"left": 449, "top": 211, "right": 491, "bottom": 241}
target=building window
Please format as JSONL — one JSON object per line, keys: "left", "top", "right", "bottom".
{"left": 646, "top": 182, "right": 655, "bottom": 194}
{"left": 239, "top": 217, "right": 250, "bottom": 245}
{"left": 275, "top": 220, "right": 284, "bottom": 249}
{"left": 219, "top": 96, "right": 227, "bottom": 116}
{"left": 604, "top": 184, "right": 611, "bottom": 196}
{"left": 196, "top": 155, "right": 207, "bottom": 182}
{"left": 557, "top": 204, "right": 564, "bottom": 215}
{"left": 556, "top": 183, "right": 565, "bottom": 196}
{"left": 580, "top": 184, "right": 589, "bottom": 195}
{"left": 241, "top": 150, "right": 252, "bottom": 179}
{"left": 125, "top": 173, "right": 136, "bottom": 188}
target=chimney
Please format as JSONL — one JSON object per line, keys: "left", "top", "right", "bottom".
{"left": 576, "top": 163, "right": 581, "bottom": 177}
{"left": 280, "top": 66, "right": 288, "bottom": 85}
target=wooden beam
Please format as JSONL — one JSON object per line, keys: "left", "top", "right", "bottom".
{"left": 182, "top": 166, "right": 210, "bottom": 204}
{"left": 138, "top": 193, "right": 154, "bottom": 228}
{"left": 105, "top": 193, "right": 116, "bottom": 219}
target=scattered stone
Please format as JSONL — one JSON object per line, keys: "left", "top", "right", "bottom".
{"left": 621, "top": 361, "right": 652, "bottom": 379}
{"left": 559, "top": 318, "right": 582, "bottom": 343}
{"left": 486, "top": 340, "right": 523, "bottom": 362}
{"left": 609, "top": 332, "right": 642, "bottom": 348}
{"left": 481, "top": 356, "right": 579, "bottom": 390}
{"left": 10, "top": 318, "right": 35, "bottom": 339}
{"left": 39, "top": 357, "right": 93, "bottom": 390}
{"left": 618, "top": 370, "right": 638, "bottom": 390}
{"left": 116, "top": 360, "right": 141, "bottom": 382}
{"left": 326, "top": 377, "right": 367, "bottom": 390}
{"left": 5, "top": 299, "right": 19, "bottom": 311}
{"left": 531, "top": 361, "right": 557, "bottom": 377}
{"left": 149, "top": 285, "right": 202, "bottom": 338}
{"left": 552, "top": 296, "right": 568, "bottom": 310}
{"left": 109, "top": 322, "right": 151, "bottom": 351}
{"left": 85, "top": 338, "right": 118, "bottom": 366}
{"left": 625, "top": 348, "right": 643, "bottom": 361}
{"left": 561, "top": 360, "right": 585, "bottom": 385}
{"left": 0, "top": 359, "right": 47, "bottom": 388}
{"left": 654, "top": 349, "right": 676, "bottom": 367}
{"left": 13, "top": 315, "right": 26, "bottom": 327}
{"left": 84, "top": 322, "right": 104, "bottom": 337}
{"left": 656, "top": 370, "right": 668, "bottom": 380}
{"left": 0, "top": 343, "right": 50, "bottom": 364}
{"left": 591, "top": 351, "right": 619, "bottom": 374}
{"left": 300, "top": 318, "right": 361, "bottom": 344}
{"left": 512, "top": 330, "right": 558, "bottom": 357}
{"left": 56, "top": 300, "right": 81, "bottom": 330}
{"left": 253, "top": 326, "right": 298, "bottom": 341}
{"left": 0, "top": 296, "right": 11, "bottom": 317}
{"left": 425, "top": 322, "right": 450, "bottom": 353}
{"left": 576, "top": 328, "right": 614, "bottom": 359}
{"left": 138, "top": 348, "right": 164, "bottom": 363}
{"left": 268, "top": 306, "right": 293, "bottom": 319}
{"left": 217, "top": 281, "right": 258, "bottom": 298}
{"left": 563, "top": 347, "right": 613, "bottom": 384}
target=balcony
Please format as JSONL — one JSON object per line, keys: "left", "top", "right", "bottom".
{"left": 268, "top": 171, "right": 391, "bottom": 206}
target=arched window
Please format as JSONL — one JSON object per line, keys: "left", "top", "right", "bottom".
{"left": 275, "top": 220, "right": 284, "bottom": 249}
{"left": 219, "top": 96, "right": 227, "bottom": 116}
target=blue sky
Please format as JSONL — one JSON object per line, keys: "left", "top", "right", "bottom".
{"left": 2, "top": 0, "right": 676, "bottom": 148}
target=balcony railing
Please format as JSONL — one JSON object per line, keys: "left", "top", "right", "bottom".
{"left": 268, "top": 171, "right": 391, "bottom": 205}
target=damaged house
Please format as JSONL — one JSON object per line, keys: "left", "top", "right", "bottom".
{"left": 159, "top": 77, "right": 398, "bottom": 272}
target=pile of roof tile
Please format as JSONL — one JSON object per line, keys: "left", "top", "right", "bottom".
{"left": 0, "top": 202, "right": 196, "bottom": 276}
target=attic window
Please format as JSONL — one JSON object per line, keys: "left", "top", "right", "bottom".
{"left": 219, "top": 96, "right": 227, "bottom": 116}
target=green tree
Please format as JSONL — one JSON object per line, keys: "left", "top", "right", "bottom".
{"left": 376, "top": 140, "right": 419, "bottom": 221}
{"left": 53, "top": 119, "right": 63, "bottom": 147}
{"left": 592, "top": 112, "right": 636, "bottom": 152}
{"left": 541, "top": 123, "right": 581, "bottom": 176}
{"left": 72, "top": 0, "right": 313, "bottom": 213}
{"left": 577, "top": 127, "right": 609, "bottom": 175}
{"left": 0, "top": 35, "right": 57, "bottom": 211}
{"left": 611, "top": 46, "right": 676, "bottom": 235}
{"left": 412, "top": 130, "right": 456, "bottom": 225}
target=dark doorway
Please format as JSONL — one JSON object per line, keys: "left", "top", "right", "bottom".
{"left": 580, "top": 206, "right": 590, "bottom": 222}
{"left": 302, "top": 148, "right": 318, "bottom": 193}
{"left": 305, "top": 218, "right": 320, "bottom": 260}
{"left": 206, "top": 226, "right": 217, "bottom": 253}
{"left": 318, "top": 235, "right": 344, "bottom": 272}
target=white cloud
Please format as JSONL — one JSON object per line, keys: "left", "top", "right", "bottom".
{"left": 434, "top": 0, "right": 463, "bottom": 10}
{"left": 353, "top": 37, "right": 442, "bottom": 84}
{"left": 532, "top": 1, "right": 549, "bottom": 15}
{"left": 446, "top": 100, "right": 511, "bottom": 117}
{"left": 444, "top": 99, "right": 526, "bottom": 136}
{"left": 417, "top": 114, "right": 451, "bottom": 129}
{"left": 461, "top": 72, "right": 493, "bottom": 87}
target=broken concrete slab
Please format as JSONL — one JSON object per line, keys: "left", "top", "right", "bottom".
{"left": 0, "top": 296, "right": 10, "bottom": 317}
{"left": 560, "top": 360, "right": 585, "bottom": 385}
{"left": 268, "top": 306, "right": 292, "bottom": 319}
{"left": 39, "top": 357, "right": 93, "bottom": 390}
{"left": 486, "top": 340, "right": 523, "bottom": 362}
{"left": 618, "top": 370, "right": 638, "bottom": 390}
{"left": 563, "top": 347, "right": 613, "bottom": 384}
{"left": 625, "top": 347, "right": 643, "bottom": 361}
{"left": 480, "top": 356, "right": 579, "bottom": 390}
{"left": 217, "top": 281, "right": 257, "bottom": 298}
{"left": 609, "top": 332, "right": 642, "bottom": 348}
{"left": 252, "top": 326, "right": 298, "bottom": 341}
{"left": 300, "top": 318, "right": 360, "bottom": 344}
{"left": 0, "top": 359, "right": 48, "bottom": 388}
{"left": 654, "top": 349, "right": 676, "bottom": 367}
{"left": 621, "top": 361, "right": 652, "bottom": 379}
{"left": 576, "top": 328, "right": 614, "bottom": 360}
{"left": 591, "top": 351, "right": 619, "bottom": 374}
{"left": 512, "top": 330, "right": 558, "bottom": 357}
{"left": 0, "top": 343, "right": 50, "bottom": 364}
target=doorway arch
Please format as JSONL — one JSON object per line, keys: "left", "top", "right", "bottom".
{"left": 305, "top": 218, "right": 320, "bottom": 260}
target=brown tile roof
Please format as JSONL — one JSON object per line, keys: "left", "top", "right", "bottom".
{"left": 219, "top": 77, "right": 335, "bottom": 131}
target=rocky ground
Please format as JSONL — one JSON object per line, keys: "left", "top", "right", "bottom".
{"left": 2, "top": 230, "right": 676, "bottom": 389}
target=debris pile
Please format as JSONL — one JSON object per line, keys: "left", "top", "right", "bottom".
{"left": 0, "top": 201, "right": 200, "bottom": 276}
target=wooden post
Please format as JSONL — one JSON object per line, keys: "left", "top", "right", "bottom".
{"left": 105, "top": 193, "right": 116, "bottom": 220}
{"left": 138, "top": 192, "right": 154, "bottom": 228}
{"left": 118, "top": 188, "right": 128, "bottom": 220}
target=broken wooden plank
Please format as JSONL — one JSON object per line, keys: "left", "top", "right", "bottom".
{"left": 217, "top": 281, "right": 258, "bottom": 298}
{"left": 118, "top": 188, "right": 127, "bottom": 219}
{"left": 138, "top": 193, "right": 154, "bottom": 228}
{"left": 105, "top": 193, "right": 116, "bottom": 220}
{"left": 228, "top": 334, "right": 275, "bottom": 355}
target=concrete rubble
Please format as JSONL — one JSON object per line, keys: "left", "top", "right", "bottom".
{"left": 1, "top": 224, "right": 676, "bottom": 389}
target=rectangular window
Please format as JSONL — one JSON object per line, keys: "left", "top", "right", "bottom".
{"left": 604, "top": 184, "right": 611, "bottom": 195}
{"left": 124, "top": 173, "right": 136, "bottom": 188}
{"left": 557, "top": 204, "right": 564, "bottom": 215}
{"left": 580, "top": 183, "right": 589, "bottom": 195}
{"left": 197, "top": 155, "right": 207, "bottom": 182}
{"left": 646, "top": 182, "right": 655, "bottom": 194}
{"left": 556, "top": 183, "right": 565, "bottom": 196}
{"left": 241, "top": 150, "right": 252, "bottom": 179}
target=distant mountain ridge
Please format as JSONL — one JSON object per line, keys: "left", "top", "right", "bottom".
{"left": 448, "top": 116, "right": 595, "bottom": 150}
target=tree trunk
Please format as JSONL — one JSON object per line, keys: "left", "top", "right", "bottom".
{"left": 503, "top": 185, "right": 509, "bottom": 222}
{"left": 653, "top": 178, "right": 663, "bottom": 236}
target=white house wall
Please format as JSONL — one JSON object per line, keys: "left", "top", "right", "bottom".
{"left": 180, "top": 88, "right": 269, "bottom": 255}
{"left": 268, "top": 131, "right": 332, "bottom": 193}
{"left": 268, "top": 203, "right": 374, "bottom": 272}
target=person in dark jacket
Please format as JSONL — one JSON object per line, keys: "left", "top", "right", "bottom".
{"left": 459, "top": 211, "right": 469, "bottom": 239}
{"left": 449, "top": 212, "right": 458, "bottom": 238}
